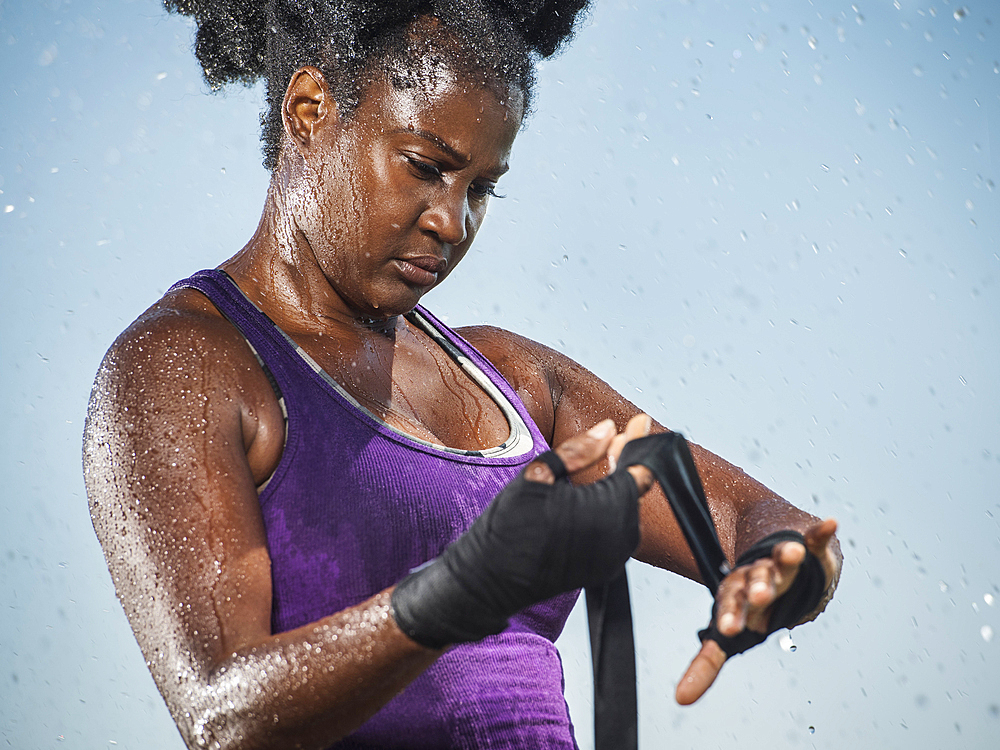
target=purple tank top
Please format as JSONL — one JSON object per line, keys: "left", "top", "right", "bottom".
{"left": 171, "top": 270, "right": 581, "bottom": 748}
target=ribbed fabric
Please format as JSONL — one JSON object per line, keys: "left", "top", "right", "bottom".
{"left": 170, "top": 270, "right": 580, "bottom": 749}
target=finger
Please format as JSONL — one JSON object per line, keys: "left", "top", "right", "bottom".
{"left": 675, "top": 639, "right": 727, "bottom": 705}
{"left": 547, "top": 419, "right": 617, "bottom": 477}
{"left": 745, "top": 559, "right": 778, "bottom": 608}
{"left": 606, "top": 432, "right": 628, "bottom": 473}
{"left": 606, "top": 414, "right": 655, "bottom": 491}
{"left": 803, "top": 516, "right": 840, "bottom": 591}
{"left": 714, "top": 569, "right": 750, "bottom": 636}
{"left": 804, "top": 517, "right": 839, "bottom": 555}
{"left": 606, "top": 413, "right": 652, "bottom": 464}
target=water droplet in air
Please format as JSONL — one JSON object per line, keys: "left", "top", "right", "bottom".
{"left": 954, "top": 8, "right": 968, "bottom": 21}
{"left": 913, "top": 65, "right": 924, "bottom": 77}
{"left": 821, "top": 164, "right": 829, "bottom": 171}
{"left": 982, "top": 625, "right": 994, "bottom": 643}
{"left": 809, "top": 726, "right": 816, "bottom": 734}
{"left": 985, "top": 593, "right": 995, "bottom": 606}
{"left": 808, "top": 36, "right": 817, "bottom": 50}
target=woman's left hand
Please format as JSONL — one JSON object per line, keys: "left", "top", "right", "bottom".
{"left": 674, "top": 517, "right": 840, "bottom": 705}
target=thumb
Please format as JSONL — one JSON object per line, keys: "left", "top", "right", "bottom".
{"left": 675, "top": 639, "right": 727, "bottom": 705}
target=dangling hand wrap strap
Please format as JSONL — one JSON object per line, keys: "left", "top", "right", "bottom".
{"left": 391, "top": 449, "right": 641, "bottom": 649}
{"left": 615, "top": 433, "right": 730, "bottom": 592}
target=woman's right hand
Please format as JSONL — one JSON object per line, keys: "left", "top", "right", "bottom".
{"left": 391, "top": 415, "right": 656, "bottom": 649}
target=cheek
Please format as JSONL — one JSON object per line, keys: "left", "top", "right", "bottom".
{"left": 466, "top": 203, "right": 489, "bottom": 239}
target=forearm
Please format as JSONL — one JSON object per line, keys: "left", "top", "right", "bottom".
{"left": 165, "top": 589, "right": 440, "bottom": 750}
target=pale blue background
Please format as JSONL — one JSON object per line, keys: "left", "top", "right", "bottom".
{"left": 2, "top": 0, "right": 998, "bottom": 747}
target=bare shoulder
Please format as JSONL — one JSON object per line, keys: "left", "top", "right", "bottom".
{"left": 457, "top": 323, "right": 648, "bottom": 449}
{"left": 85, "top": 286, "right": 284, "bottom": 490}
{"left": 456, "top": 325, "right": 566, "bottom": 375}
{"left": 100, "top": 287, "right": 254, "bottom": 378}
{"left": 456, "top": 325, "right": 561, "bottom": 441}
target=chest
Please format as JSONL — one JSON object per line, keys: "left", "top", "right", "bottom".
{"left": 295, "top": 321, "right": 510, "bottom": 451}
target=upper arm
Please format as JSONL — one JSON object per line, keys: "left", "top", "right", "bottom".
{"left": 83, "top": 305, "right": 278, "bottom": 691}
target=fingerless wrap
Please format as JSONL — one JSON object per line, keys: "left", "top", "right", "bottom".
{"left": 697, "top": 530, "right": 827, "bottom": 656}
{"left": 391, "top": 450, "right": 641, "bottom": 649}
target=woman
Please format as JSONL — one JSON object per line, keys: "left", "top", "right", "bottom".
{"left": 83, "top": 1, "right": 841, "bottom": 748}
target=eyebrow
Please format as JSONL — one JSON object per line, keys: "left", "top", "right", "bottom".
{"left": 392, "top": 127, "right": 510, "bottom": 178}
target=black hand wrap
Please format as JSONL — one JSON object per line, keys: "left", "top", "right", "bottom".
{"left": 697, "top": 530, "right": 827, "bottom": 656}
{"left": 391, "top": 450, "right": 642, "bottom": 649}
{"left": 614, "top": 433, "right": 730, "bottom": 593}
{"left": 607, "top": 433, "right": 828, "bottom": 658}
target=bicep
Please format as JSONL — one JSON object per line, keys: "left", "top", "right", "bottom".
{"left": 84, "top": 321, "right": 274, "bottom": 683}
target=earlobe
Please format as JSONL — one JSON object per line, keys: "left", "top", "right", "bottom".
{"left": 282, "top": 66, "right": 334, "bottom": 149}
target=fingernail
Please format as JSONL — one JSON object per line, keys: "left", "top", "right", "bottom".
{"left": 719, "top": 613, "right": 736, "bottom": 631}
{"left": 607, "top": 453, "right": 618, "bottom": 472}
{"left": 587, "top": 419, "right": 614, "bottom": 438}
{"left": 642, "top": 414, "right": 652, "bottom": 434}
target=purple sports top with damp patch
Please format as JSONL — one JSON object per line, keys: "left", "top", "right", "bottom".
{"left": 171, "top": 270, "right": 581, "bottom": 749}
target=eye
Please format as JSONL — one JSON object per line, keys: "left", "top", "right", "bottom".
{"left": 405, "top": 156, "right": 442, "bottom": 180}
{"left": 469, "top": 181, "right": 505, "bottom": 201}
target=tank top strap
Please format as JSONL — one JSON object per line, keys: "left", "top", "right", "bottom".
{"left": 412, "top": 305, "right": 550, "bottom": 451}
{"left": 168, "top": 269, "right": 304, "bottom": 387}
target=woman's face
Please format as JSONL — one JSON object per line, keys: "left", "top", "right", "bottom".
{"left": 289, "top": 68, "right": 523, "bottom": 319}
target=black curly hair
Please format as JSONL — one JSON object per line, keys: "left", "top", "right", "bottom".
{"left": 164, "top": 0, "right": 592, "bottom": 170}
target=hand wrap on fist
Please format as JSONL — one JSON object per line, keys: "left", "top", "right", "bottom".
{"left": 391, "top": 450, "right": 641, "bottom": 649}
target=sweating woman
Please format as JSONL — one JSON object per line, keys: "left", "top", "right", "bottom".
{"left": 83, "top": 1, "right": 842, "bottom": 748}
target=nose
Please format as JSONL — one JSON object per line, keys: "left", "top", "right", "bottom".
{"left": 418, "top": 189, "right": 469, "bottom": 246}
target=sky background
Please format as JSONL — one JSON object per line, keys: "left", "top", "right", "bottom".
{"left": 1, "top": 0, "right": 998, "bottom": 748}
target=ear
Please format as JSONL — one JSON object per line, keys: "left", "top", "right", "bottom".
{"left": 282, "top": 66, "right": 336, "bottom": 151}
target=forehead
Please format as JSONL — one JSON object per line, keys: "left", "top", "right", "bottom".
{"left": 349, "top": 71, "right": 524, "bottom": 160}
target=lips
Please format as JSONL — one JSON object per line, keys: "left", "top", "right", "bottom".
{"left": 394, "top": 255, "right": 448, "bottom": 287}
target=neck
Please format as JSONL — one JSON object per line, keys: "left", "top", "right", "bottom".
{"left": 221, "top": 167, "right": 402, "bottom": 338}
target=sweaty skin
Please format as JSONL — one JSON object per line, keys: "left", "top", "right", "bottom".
{"left": 84, "top": 61, "right": 841, "bottom": 750}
